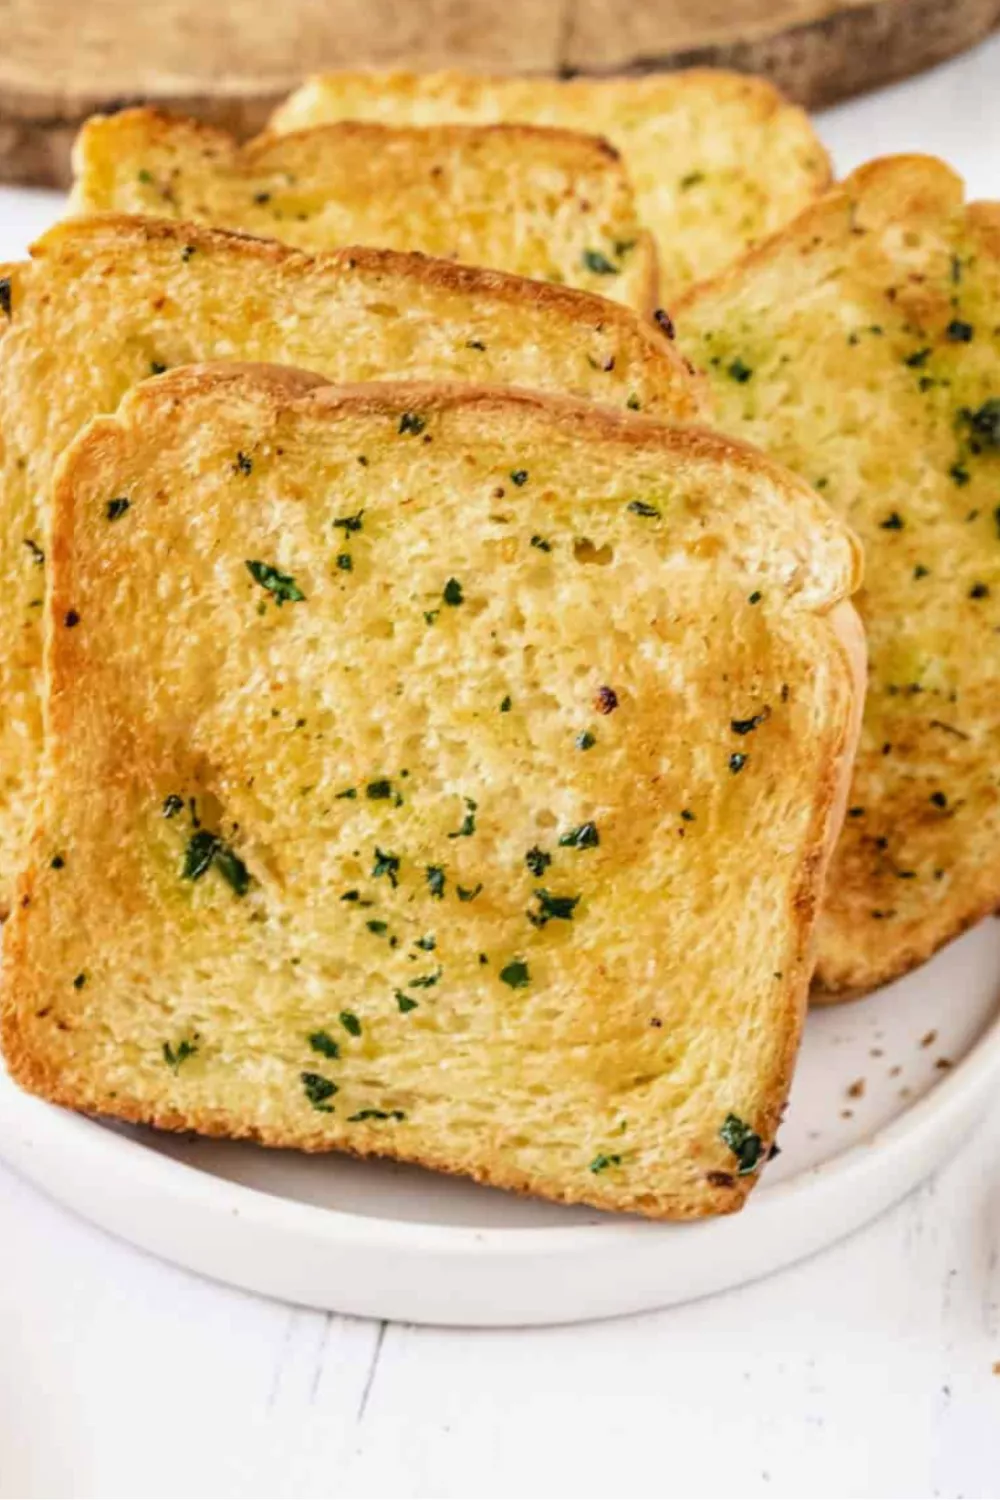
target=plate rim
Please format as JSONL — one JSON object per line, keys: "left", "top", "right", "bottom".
{"left": 4, "top": 977, "right": 1000, "bottom": 1257}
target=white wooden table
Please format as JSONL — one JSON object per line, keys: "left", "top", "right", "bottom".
{"left": 3, "top": 38, "right": 1000, "bottom": 1500}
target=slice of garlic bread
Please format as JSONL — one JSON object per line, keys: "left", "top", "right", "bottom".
{"left": 1, "top": 371, "right": 862, "bottom": 1219}
{"left": 679, "top": 155, "right": 1000, "bottom": 996}
{"left": 269, "top": 69, "right": 831, "bottom": 300}
{"left": 0, "top": 213, "right": 700, "bottom": 917}
{"left": 71, "top": 109, "right": 656, "bottom": 313}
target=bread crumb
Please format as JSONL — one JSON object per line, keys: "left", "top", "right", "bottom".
{"left": 847, "top": 1077, "right": 865, "bottom": 1099}
{"left": 920, "top": 1029, "right": 938, "bottom": 1048}
{"left": 840, "top": 1108, "right": 854, "bottom": 1119}
{"left": 889, "top": 1064, "right": 902, "bottom": 1077}
{"left": 870, "top": 1046, "right": 884, "bottom": 1057}
{"left": 992, "top": 1361, "right": 1000, "bottom": 1376}
{"left": 935, "top": 1056, "right": 953, "bottom": 1071}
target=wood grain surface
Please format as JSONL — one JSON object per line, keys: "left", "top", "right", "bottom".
{"left": 0, "top": 0, "right": 998, "bottom": 186}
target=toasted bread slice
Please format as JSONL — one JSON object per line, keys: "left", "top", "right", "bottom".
{"left": 1, "top": 370, "right": 862, "bottom": 1219}
{"left": 270, "top": 69, "right": 831, "bottom": 300}
{"left": 678, "top": 154, "right": 1000, "bottom": 996}
{"left": 71, "top": 109, "right": 657, "bottom": 313}
{"left": 0, "top": 214, "right": 703, "bottom": 918}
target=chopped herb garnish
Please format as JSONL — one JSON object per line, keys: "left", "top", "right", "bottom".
{"left": 137, "top": 168, "right": 153, "bottom": 184}
{"left": 340, "top": 1011, "right": 362, "bottom": 1036}
{"left": 500, "top": 695, "right": 512, "bottom": 713}
{"left": 879, "top": 511, "right": 905, "bottom": 530}
{"left": 181, "top": 830, "right": 249, "bottom": 895}
{"left": 162, "top": 794, "right": 184, "bottom": 818}
{"left": 395, "top": 991, "right": 419, "bottom": 1013}
{"left": 150, "top": 361, "right": 167, "bottom": 375}
{"left": 679, "top": 171, "right": 704, "bottom": 189}
{"left": 731, "top": 707, "right": 770, "bottom": 736}
{"left": 964, "top": 399, "right": 1000, "bottom": 448}
{"left": 335, "top": 787, "right": 357, "bottom": 801}
{"left": 950, "top": 463, "right": 970, "bottom": 486}
{"left": 336, "top": 553, "right": 353, "bottom": 571}
{"left": 73, "top": 972, "right": 86, "bottom": 990}
{"left": 398, "top": 412, "right": 426, "bottom": 436}
{"left": 457, "top": 883, "right": 482, "bottom": 902}
{"left": 410, "top": 968, "right": 442, "bottom": 989}
{"left": 559, "top": 822, "right": 599, "bottom": 849}
{"left": 969, "top": 582, "right": 990, "bottom": 599}
{"left": 448, "top": 796, "right": 477, "bottom": 838}
{"left": 582, "top": 248, "right": 619, "bottom": 275}
{"left": 443, "top": 577, "right": 464, "bottom": 606}
{"left": 234, "top": 451, "right": 253, "bottom": 475}
{"left": 163, "top": 1038, "right": 198, "bottom": 1074}
{"left": 466, "top": 339, "right": 486, "bottom": 351}
{"left": 0, "top": 277, "right": 11, "bottom": 317}
{"left": 728, "top": 357, "right": 753, "bottom": 383}
{"left": 510, "top": 469, "right": 529, "bottom": 486}
{"left": 426, "top": 865, "right": 446, "bottom": 899}
{"left": 415, "top": 935, "right": 436, "bottom": 951}
{"left": 589, "top": 1153, "right": 622, "bottom": 1174}
{"left": 681, "top": 809, "right": 695, "bottom": 822}
{"left": 349, "top": 1108, "right": 406, "bottom": 1122}
{"left": 529, "top": 889, "right": 579, "bottom": 927}
{"left": 308, "top": 1031, "right": 340, "bottom": 1059}
{"left": 525, "top": 846, "right": 551, "bottom": 876}
{"left": 366, "top": 779, "right": 393, "bottom": 800}
{"left": 50, "top": 855, "right": 65, "bottom": 870}
{"left": 946, "top": 319, "right": 973, "bottom": 342}
{"left": 213, "top": 844, "right": 251, "bottom": 896}
{"left": 729, "top": 752, "right": 748, "bottom": 773}
{"left": 301, "top": 1071, "right": 337, "bottom": 1111}
{"left": 181, "top": 246, "right": 196, "bottom": 263}
{"left": 905, "top": 348, "right": 931, "bottom": 368}
{"left": 499, "top": 959, "right": 531, "bottom": 989}
{"left": 915, "top": 564, "right": 930, "bottom": 579}
{"left": 333, "top": 510, "right": 364, "bottom": 533}
{"left": 627, "top": 393, "right": 641, "bottom": 411}
{"left": 576, "top": 731, "right": 596, "bottom": 751}
{"left": 366, "top": 919, "right": 389, "bottom": 935}
{"left": 719, "top": 1113, "right": 763, "bottom": 1174}
{"left": 930, "top": 791, "right": 948, "bottom": 808}
{"left": 530, "top": 535, "right": 552, "bottom": 552}
{"left": 64, "top": 610, "right": 80, "bottom": 628}
{"left": 372, "top": 847, "right": 400, "bottom": 887}
{"left": 626, "top": 500, "right": 660, "bottom": 519}
{"left": 748, "top": 590, "right": 762, "bottom": 604}
{"left": 245, "top": 559, "right": 305, "bottom": 605}
{"left": 182, "top": 829, "right": 219, "bottom": 882}
{"left": 23, "top": 538, "right": 44, "bottom": 566}
{"left": 106, "top": 497, "right": 130, "bottom": 521}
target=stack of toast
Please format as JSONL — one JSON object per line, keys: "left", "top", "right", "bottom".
{"left": 0, "top": 66, "right": 991, "bottom": 1222}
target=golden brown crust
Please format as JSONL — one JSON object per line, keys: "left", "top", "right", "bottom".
{"left": 680, "top": 153, "right": 1000, "bottom": 996}
{"left": 3, "top": 367, "right": 861, "bottom": 1219}
{"left": 72, "top": 107, "right": 658, "bottom": 313}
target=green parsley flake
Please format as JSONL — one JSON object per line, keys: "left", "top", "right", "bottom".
{"left": 719, "top": 1113, "right": 763, "bottom": 1175}
{"left": 333, "top": 510, "right": 364, "bottom": 533}
{"left": 529, "top": 889, "right": 579, "bottom": 927}
{"left": 395, "top": 991, "right": 419, "bottom": 1013}
{"left": 301, "top": 1072, "right": 338, "bottom": 1111}
{"left": 448, "top": 796, "right": 477, "bottom": 839}
{"left": 340, "top": 1011, "right": 362, "bottom": 1036}
{"left": 583, "top": 249, "right": 619, "bottom": 275}
{"left": 443, "top": 577, "right": 464, "bottom": 606}
{"left": 426, "top": 865, "right": 446, "bottom": 899}
{"left": 372, "top": 848, "right": 400, "bottom": 887}
{"left": 626, "top": 500, "right": 660, "bottom": 519}
{"left": 589, "top": 1153, "right": 622, "bottom": 1174}
{"left": 398, "top": 412, "right": 426, "bottom": 435}
{"left": 308, "top": 1031, "right": 340, "bottom": 1059}
{"left": 163, "top": 1038, "right": 198, "bottom": 1073}
{"left": 499, "top": 959, "right": 530, "bottom": 989}
{"left": 559, "top": 822, "right": 599, "bottom": 849}
{"left": 349, "top": 1109, "right": 405, "bottom": 1122}
{"left": 245, "top": 559, "right": 305, "bottom": 605}
{"left": 728, "top": 358, "right": 753, "bottom": 383}
{"left": 106, "top": 497, "right": 131, "bottom": 521}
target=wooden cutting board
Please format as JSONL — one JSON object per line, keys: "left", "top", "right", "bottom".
{"left": 1, "top": 0, "right": 997, "bottom": 188}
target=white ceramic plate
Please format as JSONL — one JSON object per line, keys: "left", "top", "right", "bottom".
{"left": 2, "top": 917, "right": 998, "bottom": 1326}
